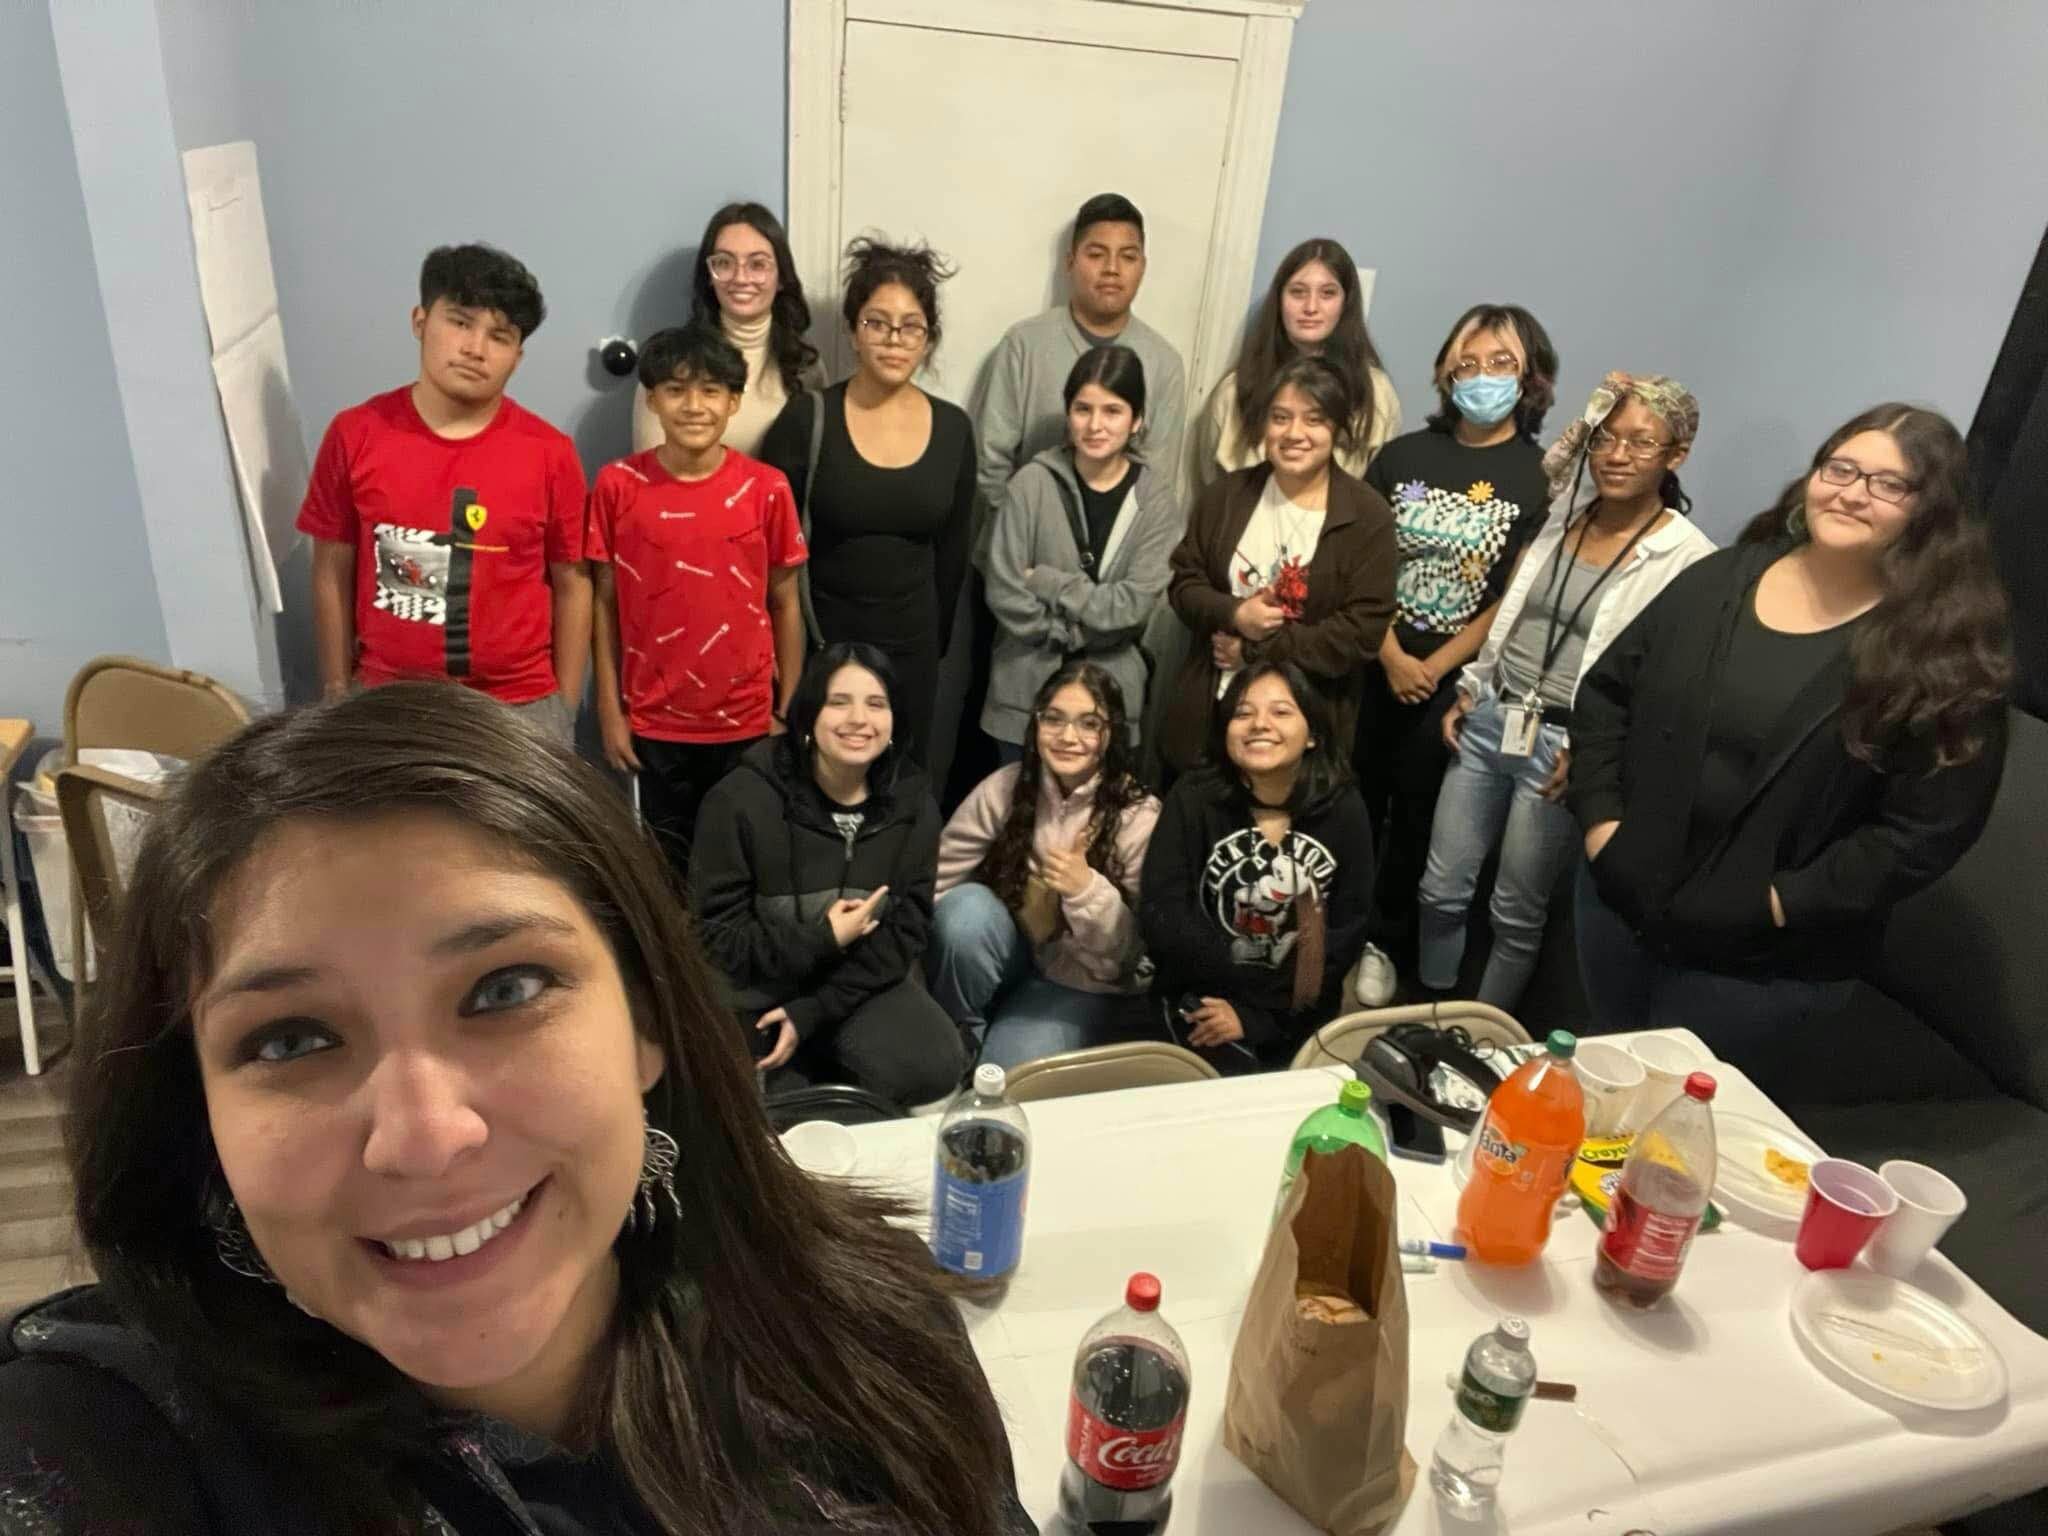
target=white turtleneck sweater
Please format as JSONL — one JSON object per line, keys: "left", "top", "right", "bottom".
{"left": 631, "top": 310, "right": 791, "bottom": 459}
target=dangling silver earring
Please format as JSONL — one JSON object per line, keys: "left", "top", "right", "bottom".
{"left": 204, "top": 1179, "right": 278, "bottom": 1285}
{"left": 631, "top": 1112, "right": 683, "bottom": 1236}
{"left": 1788, "top": 496, "right": 1809, "bottom": 539}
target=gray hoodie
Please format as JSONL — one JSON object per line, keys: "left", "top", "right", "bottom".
{"left": 978, "top": 445, "right": 1181, "bottom": 744}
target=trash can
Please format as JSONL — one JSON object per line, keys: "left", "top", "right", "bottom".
{"left": 11, "top": 748, "right": 177, "bottom": 983}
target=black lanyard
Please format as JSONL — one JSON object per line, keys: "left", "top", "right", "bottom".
{"left": 1525, "top": 508, "right": 1656, "bottom": 697}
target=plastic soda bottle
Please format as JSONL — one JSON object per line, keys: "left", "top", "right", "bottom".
{"left": 1276, "top": 1079, "right": 1387, "bottom": 1219}
{"left": 1455, "top": 1031, "right": 1586, "bottom": 1264}
{"left": 1596, "top": 1071, "right": 1719, "bottom": 1307}
{"left": 930, "top": 1064, "right": 1030, "bottom": 1300}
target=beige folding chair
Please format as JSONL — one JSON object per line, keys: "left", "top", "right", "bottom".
{"left": 1288, "top": 1001, "right": 1532, "bottom": 1073}
{"left": 55, "top": 765, "right": 166, "bottom": 982}
{"left": 1002, "top": 1041, "right": 1220, "bottom": 1104}
{"left": 60, "top": 656, "right": 250, "bottom": 1012}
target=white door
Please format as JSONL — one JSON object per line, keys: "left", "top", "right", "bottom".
{"left": 836, "top": 21, "right": 1234, "bottom": 410}
{"left": 791, "top": 0, "right": 1308, "bottom": 409}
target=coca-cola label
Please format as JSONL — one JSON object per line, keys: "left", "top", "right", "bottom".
{"left": 1601, "top": 1187, "right": 1702, "bottom": 1282}
{"left": 1066, "top": 1395, "right": 1184, "bottom": 1491}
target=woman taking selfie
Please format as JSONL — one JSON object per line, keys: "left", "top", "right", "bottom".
{"left": 761, "top": 239, "right": 976, "bottom": 765}
{"left": 1142, "top": 662, "right": 1373, "bottom": 1073}
{"left": 1350, "top": 302, "right": 1559, "bottom": 1001}
{"left": 0, "top": 683, "right": 1029, "bottom": 1534}
{"left": 929, "top": 663, "right": 1161, "bottom": 1069}
{"left": 1193, "top": 237, "right": 1400, "bottom": 485}
{"left": 1159, "top": 356, "right": 1397, "bottom": 781}
{"left": 691, "top": 643, "right": 965, "bottom": 1108}
{"left": 981, "top": 345, "right": 1180, "bottom": 760}
{"left": 1571, "top": 404, "right": 2011, "bottom": 1067}
{"left": 1416, "top": 374, "right": 1715, "bottom": 1010}
{"left": 633, "top": 200, "right": 820, "bottom": 457}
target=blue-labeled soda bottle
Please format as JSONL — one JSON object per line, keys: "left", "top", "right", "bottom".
{"left": 931, "top": 1063, "right": 1031, "bottom": 1301}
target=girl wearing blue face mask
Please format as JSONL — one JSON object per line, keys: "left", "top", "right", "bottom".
{"left": 1349, "top": 304, "right": 1560, "bottom": 1004}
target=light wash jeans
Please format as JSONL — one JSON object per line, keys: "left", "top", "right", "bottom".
{"left": 1416, "top": 686, "right": 1578, "bottom": 1009}
{"left": 926, "top": 882, "right": 1134, "bottom": 1072}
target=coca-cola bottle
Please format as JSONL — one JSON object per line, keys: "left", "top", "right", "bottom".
{"left": 1058, "top": 1273, "right": 1189, "bottom": 1534}
{"left": 1595, "top": 1071, "right": 1719, "bottom": 1308}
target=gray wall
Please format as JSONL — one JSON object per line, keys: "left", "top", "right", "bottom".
{"left": 0, "top": 1, "right": 170, "bottom": 729}
{"left": 1253, "top": 1, "right": 2048, "bottom": 539}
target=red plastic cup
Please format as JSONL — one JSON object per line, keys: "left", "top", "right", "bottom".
{"left": 1796, "top": 1158, "right": 1899, "bottom": 1271}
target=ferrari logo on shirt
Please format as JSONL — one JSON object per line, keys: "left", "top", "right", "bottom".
{"left": 465, "top": 503, "right": 489, "bottom": 532}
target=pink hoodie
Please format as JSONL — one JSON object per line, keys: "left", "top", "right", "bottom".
{"left": 936, "top": 765, "right": 1161, "bottom": 994}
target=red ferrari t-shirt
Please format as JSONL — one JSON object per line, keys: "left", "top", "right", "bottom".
{"left": 585, "top": 447, "right": 806, "bottom": 742}
{"left": 296, "top": 387, "right": 587, "bottom": 702}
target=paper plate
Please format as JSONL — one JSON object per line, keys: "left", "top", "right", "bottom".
{"left": 1791, "top": 1269, "right": 2007, "bottom": 1412}
{"left": 1713, "top": 1113, "right": 1826, "bottom": 1232}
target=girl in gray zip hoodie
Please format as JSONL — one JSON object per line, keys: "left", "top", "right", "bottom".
{"left": 979, "top": 345, "right": 1183, "bottom": 749}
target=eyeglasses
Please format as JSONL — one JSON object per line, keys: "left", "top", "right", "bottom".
{"left": 1816, "top": 457, "right": 1917, "bottom": 504}
{"left": 706, "top": 253, "right": 776, "bottom": 282}
{"left": 1035, "top": 709, "right": 1107, "bottom": 740}
{"left": 857, "top": 315, "right": 930, "bottom": 347}
{"left": 1589, "top": 429, "right": 1673, "bottom": 461}
{"left": 1449, "top": 352, "right": 1522, "bottom": 381}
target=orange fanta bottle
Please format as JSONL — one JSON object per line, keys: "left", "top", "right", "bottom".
{"left": 1457, "top": 1031, "right": 1586, "bottom": 1265}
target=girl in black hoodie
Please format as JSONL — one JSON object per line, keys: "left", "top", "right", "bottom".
{"left": 1141, "top": 661, "right": 1375, "bottom": 1072}
{"left": 692, "top": 642, "right": 965, "bottom": 1106}
{"left": 1570, "top": 405, "right": 2010, "bottom": 1068}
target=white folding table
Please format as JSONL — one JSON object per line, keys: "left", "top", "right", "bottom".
{"left": 837, "top": 1029, "right": 2048, "bottom": 1535}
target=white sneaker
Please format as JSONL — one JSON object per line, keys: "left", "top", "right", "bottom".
{"left": 1355, "top": 944, "right": 1398, "bottom": 1007}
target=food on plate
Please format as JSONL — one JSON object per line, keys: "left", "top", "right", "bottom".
{"left": 1765, "top": 1147, "right": 1812, "bottom": 1191}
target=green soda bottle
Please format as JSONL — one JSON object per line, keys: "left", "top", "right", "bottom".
{"left": 1276, "top": 1080, "right": 1388, "bottom": 1219}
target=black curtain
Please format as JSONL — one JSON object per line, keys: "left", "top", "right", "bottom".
{"left": 1969, "top": 220, "right": 2048, "bottom": 722}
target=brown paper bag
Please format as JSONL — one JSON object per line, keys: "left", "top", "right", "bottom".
{"left": 1223, "top": 1143, "right": 1415, "bottom": 1534}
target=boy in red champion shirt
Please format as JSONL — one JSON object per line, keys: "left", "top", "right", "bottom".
{"left": 589, "top": 324, "right": 808, "bottom": 875}
{"left": 298, "top": 243, "right": 591, "bottom": 742}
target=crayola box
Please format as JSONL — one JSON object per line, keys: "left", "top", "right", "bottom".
{"left": 1570, "top": 1135, "right": 1723, "bottom": 1232}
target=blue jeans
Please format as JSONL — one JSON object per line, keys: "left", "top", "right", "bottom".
{"left": 926, "top": 882, "right": 1133, "bottom": 1071}
{"left": 1574, "top": 862, "right": 1855, "bottom": 1077}
{"left": 1416, "top": 689, "right": 1578, "bottom": 1009}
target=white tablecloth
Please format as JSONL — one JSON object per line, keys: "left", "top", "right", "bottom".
{"left": 835, "top": 1030, "right": 2048, "bottom": 1534}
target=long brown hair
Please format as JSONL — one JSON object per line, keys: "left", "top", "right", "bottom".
{"left": 1740, "top": 404, "right": 2011, "bottom": 766}
{"left": 65, "top": 683, "right": 1018, "bottom": 1534}
{"left": 1232, "top": 238, "right": 1384, "bottom": 453}
{"left": 978, "top": 663, "right": 1147, "bottom": 907}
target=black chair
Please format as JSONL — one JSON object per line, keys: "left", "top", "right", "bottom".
{"left": 764, "top": 1084, "right": 907, "bottom": 1133}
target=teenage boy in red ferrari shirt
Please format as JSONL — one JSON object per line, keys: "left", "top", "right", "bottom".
{"left": 587, "top": 323, "right": 807, "bottom": 875}
{"left": 298, "top": 243, "right": 590, "bottom": 740}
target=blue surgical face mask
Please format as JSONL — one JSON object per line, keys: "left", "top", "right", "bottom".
{"left": 1450, "top": 374, "right": 1521, "bottom": 427}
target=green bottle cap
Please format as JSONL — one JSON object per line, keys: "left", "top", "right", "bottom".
{"left": 1546, "top": 1029, "right": 1578, "bottom": 1060}
{"left": 1338, "top": 1080, "right": 1374, "bottom": 1114}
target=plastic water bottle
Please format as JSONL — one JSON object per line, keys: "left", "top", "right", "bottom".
{"left": 1430, "top": 1316, "right": 1537, "bottom": 1521}
{"left": 930, "top": 1064, "right": 1030, "bottom": 1301}
{"left": 1276, "top": 1079, "right": 1388, "bottom": 1219}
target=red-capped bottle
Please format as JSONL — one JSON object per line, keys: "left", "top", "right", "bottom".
{"left": 1595, "top": 1071, "right": 1720, "bottom": 1308}
{"left": 1059, "top": 1273, "right": 1189, "bottom": 1533}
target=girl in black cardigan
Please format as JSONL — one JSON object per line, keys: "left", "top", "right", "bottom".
{"left": 1569, "top": 404, "right": 2010, "bottom": 1068}
{"left": 1141, "top": 661, "right": 1374, "bottom": 1072}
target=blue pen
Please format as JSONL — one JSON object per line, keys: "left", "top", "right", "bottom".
{"left": 1398, "top": 1239, "right": 1467, "bottom": 1261}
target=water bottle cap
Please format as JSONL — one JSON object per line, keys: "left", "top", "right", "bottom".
{"left": 1338, "top": 1080, "right": 1374, "bottom": 1114}
{"left": 1545, "top": 1030, "right": 1578, "bottom": 1060}
{"left": 1494, "top": 1315, "right": 1530, "bottom": 1346}
{"left": 1125, "top": 1273, "right": 1162, "bottom": 1312}
{"left": 973, "top": 1063, "right": 1007, "bottom": 1098}
{"left": 1683, "top": 1071, "right": 1718, "bottom": 1101}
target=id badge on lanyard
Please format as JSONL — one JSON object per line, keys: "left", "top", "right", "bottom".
{"left": 1499, "top": 694, "right": 1541, "bottom": 757}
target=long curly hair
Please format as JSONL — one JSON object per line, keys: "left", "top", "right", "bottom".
{"left": 689, "top": 201, "right": 819, "bottom": 395}
{"left": 976, "top": 663, "right": 1148, "bottom": 908}
{"left": 1232, "top": 238, "right": 1384, "bottom": 456}
{"left": 1740, "top": 403, "right": 2011, "bottom": 767}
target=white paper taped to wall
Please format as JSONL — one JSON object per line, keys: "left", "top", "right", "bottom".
{"left": 183, "top": 140, "right": 305, "bottom": 615}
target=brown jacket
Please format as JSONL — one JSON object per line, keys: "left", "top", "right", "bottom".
{"left": 1159, "top": 463, "right": 1397, "bottom": 772}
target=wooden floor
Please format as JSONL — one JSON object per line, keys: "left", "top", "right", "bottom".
{"left": 0, "top": 995, "right": 90, "bottom": 1312}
